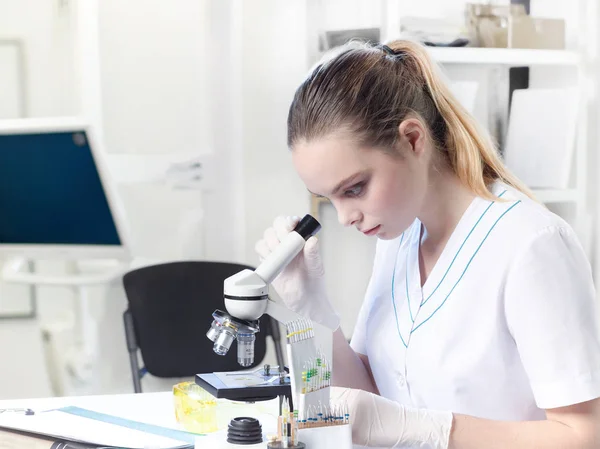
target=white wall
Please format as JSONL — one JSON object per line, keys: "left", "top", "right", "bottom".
{"left": 0, "top": 0, "right": 78, "bottom": 117}
{"left": 98, "top": 1, "right": 208, "bottom": 156}
{"left": 98, "top": 0, "right": 236, "bottom": 262}
{"left": 240, "top": 0, "right": 310, "bottom": 264}
{"left": 204, "top": 0, "right": 246, "bottom": 263}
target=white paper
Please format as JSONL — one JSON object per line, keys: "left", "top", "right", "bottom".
{"left": 0, "top": 410, "right": 191, "bottom": 449}
{"left": 504, "top": 88, "right": 579, "bottom": 189}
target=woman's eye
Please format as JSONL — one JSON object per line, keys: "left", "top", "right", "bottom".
{"left": 344, "top": 183, "right": 365, "bottom": 198}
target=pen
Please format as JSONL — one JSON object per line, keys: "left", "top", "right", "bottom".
{"left": 0, "top": 408, "right": 34, "bottom": 415}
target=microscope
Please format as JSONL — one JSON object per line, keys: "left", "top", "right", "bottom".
{"left": 205, "top": 214, "right": 322, "bottom": 367}
{"left": 197, "top": 214, "right": 333, "bottom": 403}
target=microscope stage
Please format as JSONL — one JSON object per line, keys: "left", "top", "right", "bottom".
{"left": 196, "top": 367, "right": 291, "bottom": 403}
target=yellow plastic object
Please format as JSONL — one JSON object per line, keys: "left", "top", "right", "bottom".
{"left": 173, "top": 381, "right": 218, "bottom": 434}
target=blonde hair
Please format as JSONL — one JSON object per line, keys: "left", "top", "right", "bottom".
{"left": 287, "top": 39, "right": 534, "bottom": 201}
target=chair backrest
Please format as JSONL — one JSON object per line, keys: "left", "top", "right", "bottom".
{"left": 122, "top": 261, "right": 271, "bottom": 378}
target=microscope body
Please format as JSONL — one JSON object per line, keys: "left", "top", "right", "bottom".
{"left": 206, "top": 215, "right": 321, "bottom": 367}
{"left": 223, "top": 269, "right": 269, "bottom": 320}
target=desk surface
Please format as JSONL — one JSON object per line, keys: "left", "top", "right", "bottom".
{"left": 0, "top": 391, "right": 280, "bottom": 448}
{"left": 0, "top": 392, "right": 360, "bottom": 449}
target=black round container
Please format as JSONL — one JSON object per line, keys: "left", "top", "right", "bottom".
{"left": 226, "top": 417, "right": 263, "bottom": 445}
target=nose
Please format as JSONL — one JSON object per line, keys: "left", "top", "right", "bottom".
{"left": 337, "top": 204, "right": 362, "bottom": 227}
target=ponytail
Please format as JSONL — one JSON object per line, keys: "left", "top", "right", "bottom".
{"left": 386, "top": 40, "right": 534, "bottom": 200}
{"left": 288, "top": 38, "right": 535, "bottom": 201}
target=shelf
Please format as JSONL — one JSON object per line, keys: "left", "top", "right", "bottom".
{"left": 427, "top": 47, "right": 581, "bottom": 67}
{"left": 531, "top": 188, "right": 579, "bottom": 203}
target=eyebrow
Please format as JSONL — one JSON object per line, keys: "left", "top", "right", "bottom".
{"left": 308, "top": 172, "right": 366, "bottom": 198}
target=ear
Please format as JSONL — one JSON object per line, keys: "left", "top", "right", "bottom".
{"left": 398, "top": 118, "right": 427, "bottom": 157}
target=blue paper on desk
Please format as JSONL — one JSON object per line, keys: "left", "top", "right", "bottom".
{"left": 0, "top": 406, "right": 195, "bottom": 448}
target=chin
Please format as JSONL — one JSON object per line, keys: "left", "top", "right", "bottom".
{"left": 375, "top": 231, "right": 392, "bottom": 240}
{"left": 377, "top": 228, "right": 404, "bottom": 241}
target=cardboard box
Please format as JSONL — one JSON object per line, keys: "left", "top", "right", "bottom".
{"left": 509, "top": 16, "right": 565, "bottom": 49}
{"left": 466, "top": 3, "right": 565, "bottom": 49}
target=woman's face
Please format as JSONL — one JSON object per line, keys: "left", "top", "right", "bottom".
{"left": 292, "top": 123, "right": 431, "bottom": 240}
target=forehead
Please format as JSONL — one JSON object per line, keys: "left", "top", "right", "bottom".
{"left": 293, "top": 135, "right": 363, "bottom": 165}
{"left": 292, "top": 136, "right": 387, "bottom": 194}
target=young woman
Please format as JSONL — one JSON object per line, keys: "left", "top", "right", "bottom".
{"left": 255, "top": 40, "right": 600, "bottom": 448}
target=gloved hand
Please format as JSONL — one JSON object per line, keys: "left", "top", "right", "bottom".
{"left": 254, "top": 216, "right": 340, "bottom": 331}
{"left": 330, "top": 387, "right": 453, "bottom": 449}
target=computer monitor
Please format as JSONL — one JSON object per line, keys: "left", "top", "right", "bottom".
{"left": 0, "top": 117, "right": 130, "bottom": 261}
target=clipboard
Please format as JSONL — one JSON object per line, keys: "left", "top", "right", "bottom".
{"left": 0, "top": 406, "right": 195, "bottom": 449}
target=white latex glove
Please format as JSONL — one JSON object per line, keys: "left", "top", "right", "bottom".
{"left": 331, "top": 387, "right": 453, "bottom": 449}
{"left": 255, "top": 215, "right": 340, "bottom": 331}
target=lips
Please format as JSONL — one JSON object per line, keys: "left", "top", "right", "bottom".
{"left": 362, "top": 225, "right": 380, "bottom": 236}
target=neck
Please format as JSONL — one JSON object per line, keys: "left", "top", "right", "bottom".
{"left": 418, "top": 169, "right": 477, "bottom": 248}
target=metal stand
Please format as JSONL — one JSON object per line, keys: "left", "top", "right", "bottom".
{"left": 123, "top": 309, "right": 142, "bottom": 393}
{"left": 0, "top": 260, "right": 37, "bottom": 320}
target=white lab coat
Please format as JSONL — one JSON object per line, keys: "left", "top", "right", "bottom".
{"left": 351, "top": 181, "right": 600, "bottom": 420}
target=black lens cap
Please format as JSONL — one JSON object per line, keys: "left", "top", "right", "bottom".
{"left": 227, "top": 417, "right": 262, "bottom": 445}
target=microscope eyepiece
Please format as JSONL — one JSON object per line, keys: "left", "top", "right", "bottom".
{"left": 293, "top": 214, "right": 321, "bottom": 240}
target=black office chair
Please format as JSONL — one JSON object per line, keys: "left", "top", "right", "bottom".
{"left": 122, "top": 261, "right": 284, "bottom": 393}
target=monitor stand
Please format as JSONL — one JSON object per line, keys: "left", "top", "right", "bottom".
{"left": 2, "top": 257, "right": 130, "bottom": 396}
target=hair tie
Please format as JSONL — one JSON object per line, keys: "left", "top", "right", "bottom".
{"left": 380, "top": 44, "right": 395, "bottom": 56}
{"left": 378, "top": 44, "right": 406, "bottom": 60}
